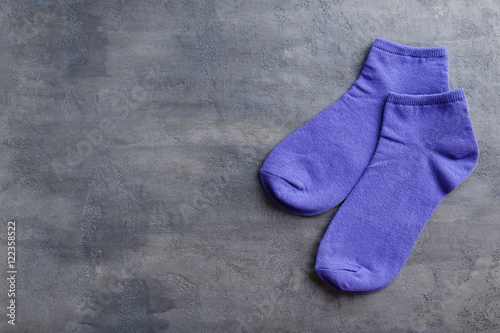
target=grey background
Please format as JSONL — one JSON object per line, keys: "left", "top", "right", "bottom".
{"left": 0, "top": 0, "right": 499, "bottom": 332}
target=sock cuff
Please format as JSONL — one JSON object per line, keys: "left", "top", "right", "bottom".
{"left": 386, "top": 89, "right": 466, "bottom": 106}
{"left": 373, "top": 38, "right": 448, "bottom": 58}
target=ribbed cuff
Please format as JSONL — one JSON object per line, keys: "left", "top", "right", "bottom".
{"left": 386, "top": 89, "right": 466, "bottom": 106}
{"left": 373, "top": 38, "right": 448, "bottom": 58}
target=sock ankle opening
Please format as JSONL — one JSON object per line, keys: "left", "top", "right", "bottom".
{"left": 373, "top": 38, "right": 448, "bottom": 58}
{"left": 386, "top": 89, "right": 466, "bottom": 106}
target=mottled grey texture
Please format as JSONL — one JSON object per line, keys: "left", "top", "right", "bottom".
{"left": 0, "top": 1, "right": 498, "bottom": 332}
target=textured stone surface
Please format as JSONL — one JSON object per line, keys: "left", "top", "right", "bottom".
{"left": 0, "top": 1, "right": 499, "bottom": 332}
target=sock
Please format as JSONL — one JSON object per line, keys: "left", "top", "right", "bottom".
{"left": 315, "top": 89, "right": 479, "bottom": 294}
{"left": 260, "top": 38, "right": 450, "bottom": 216}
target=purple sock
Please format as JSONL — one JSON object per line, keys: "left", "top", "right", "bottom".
{"left": 260, "top": 39, "right": 450, "bottom": 216}
{"left": 315, "top": 89, "right": 479, "bottom": 294}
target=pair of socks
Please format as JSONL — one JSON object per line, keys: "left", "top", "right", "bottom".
{"left": 260, "top": 39, "right": 479, "bottom": 294}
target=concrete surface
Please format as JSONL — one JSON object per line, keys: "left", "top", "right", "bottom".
{"left": 0, "top": 0, "right": 499, "bottom": 332}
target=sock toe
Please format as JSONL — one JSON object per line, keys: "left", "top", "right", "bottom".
{"left": 315, "top": 264, "right": 387, "bottom": 294}
{"left": 260, "top": 170, "right": 313, "bottom": 215}
{"left": 261, "top": 170, "right": 304, "bottom": 191}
